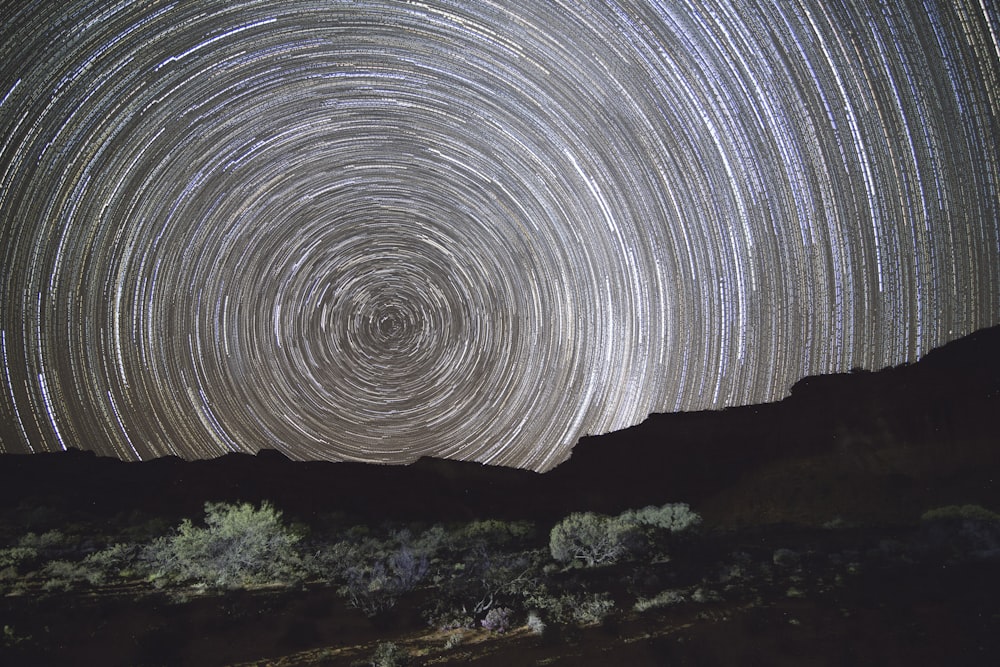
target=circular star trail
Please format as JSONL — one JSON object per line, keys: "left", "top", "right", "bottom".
{"left": 1, "top": 0, "right": 999, "bottom": 471}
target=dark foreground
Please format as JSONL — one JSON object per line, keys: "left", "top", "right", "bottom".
{"left": 3, "top": 518, "right": 999, "bottom": 667}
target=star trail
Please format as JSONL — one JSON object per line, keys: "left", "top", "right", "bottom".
{"left": 1, "top": 0, "right": 998, "bottom": 471}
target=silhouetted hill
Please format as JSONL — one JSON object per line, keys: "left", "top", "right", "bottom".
{"left": 1, "top": 325, "right": 998, "bottom": 529}
{"left": 557, "top": 324, "right": 1000, "bottom": 524}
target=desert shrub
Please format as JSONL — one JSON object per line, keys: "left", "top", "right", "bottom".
{"left": 523, "top": 591, "right": 567, "bottom": 624}
{"left": 145, "top": 501, "right": 303, "bottom": 589}
{"left": 323, "top": 526, "right": 443, "bottom": 616}
{"left": 390, "top": 545, "right": 429, "bottom": 589}
{"left": 339, "top": 561, "right": 399, "bottom": 616}
{"left": 549, "top": 513, "right": 633, "bottom": 566}
{"left": 84, "top": 542, "right": 144, "bottom": 580}
{"left": 443, "top": 631, "right": 464, "bottom": 649}
{"left": 634, "top": 589, "right": 686, "bottom": 612}
{"left": 409, "top": 524, "right": 447, "bottom": 556}
{"left": 481, "top": 606, "right": 513, "bottom": 633}
{"left": 690, "top": 587, "right": 721, "bottom": 603}
{"left": 369, "top": 641, "right": 409, "bottom": 667}
{"left": 619, "top": 503, "right": 702, "bottom": 533}
{"left": 19, "top": 530, "right": 73, "bottom": 551}
{"left": 423, "top": 606, "right": 475, "bottom": 631}
{"left": 1, "top": 531, "right": 88, "bottom": 586}
{"left": 526, "top": 611, "right": 546, "bottom": 635}
{"left": 572, "top": 593, "right": 615, "bottom": 625}
{"left": 0, "top": 565, "right": 22, "bottom": 595}
{"left": 524, "top": 590, "right": 615, "bottom": 626}
{"left": 618, "top": 503, "right": 703, "bottom": 560}
{"left": 0, "top": 546, "right": 38, "bottom": 571}
{"left": 548, "top": 504, "right": 701, "bottom": 568}
{"left": 16, "top": 530, "right": 63, "bottom": 549}
{"left": 463, "top": 548, "right": 541, "bottom": 612}
{"left": 315, "top": 525, "right": 440, "bottom": 576}
{"left": 339, "top": 545, "right": 429, "bottom": 616}
{"left": 423, "top": 544, "right": 545, "bottom": 628}
{"left": 39, "top": 559, "right": 103, "bottom": 591}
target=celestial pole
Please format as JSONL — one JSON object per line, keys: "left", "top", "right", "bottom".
{"left": 1, "top": 0, "right": 998, "bottom": 471}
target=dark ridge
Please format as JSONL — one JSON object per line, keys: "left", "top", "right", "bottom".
{"left": 0, "top": 324, "right": 998, "bottom": 527}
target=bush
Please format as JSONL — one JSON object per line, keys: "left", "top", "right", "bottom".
{"left": 40, "top": 559, "right": 103, "bottom": 591}
{"left": 17, "top": 530, "right": 71, "bottom": 552}
{"left": 525, "top": 590, "right": 616, "bottom": 627}
{"left": 338, "top": 545, "right": 429, "bottom": 616}
{"left": 481, "top": 606, "right": 513, "bottom": 633}
{"left": 526, "top": 611, "right": 546, "bottom": 635}
{"left": 323, "top": 527, "right": 440, "bottom": 617}
{"left": 145, "top": 501, "right": 302, "bottom": 589}
{"left": 421, "top": 541, "right": 545, "bottom": 628}
{"left": 573, "top": 593, "right": 615, "bottom": 625}
{"left": 549, "top": 513, "right": 632, "bottom": 566}
{"left": 1, "top": 530, "right": 74, "bottom": 569}
{"left": 370, "top": 641, "right": 409, "bottom": 667}
{"left": 618, "top": 503, "right": 702, "bottom": 532}
{"left": 443, "top": 631, "right": 464, "bottom": 649}
{"left": 549, "top": 503, "right": 701, "bottom": 567}
{"left": 0, "top": 546, "right": 37, "bottom": 571}
{"left": 84, "top": 542, "right": 144, "bottom": 580}
{"left": 634, "top": 589, "right": 686, "bottom": 612}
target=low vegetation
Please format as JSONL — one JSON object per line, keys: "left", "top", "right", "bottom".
{"left": 3, "top": 500, "right": 999, "bottom": 663}
{"left": 144, "top": 501, "right": 304, "bottom": 589}
{"left": 0, "top": 500, "right": 702, "bottom": 626}
{"left": 549, "top": 502, "right": 701, "bottom": 566}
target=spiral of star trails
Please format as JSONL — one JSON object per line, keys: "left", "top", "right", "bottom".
{"left": 1, "top": 0, "right": 998, "bottom": 471}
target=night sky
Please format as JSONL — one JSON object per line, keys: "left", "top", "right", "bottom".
{"left": 1, "top": 0, "right": 998, "bottom": 471}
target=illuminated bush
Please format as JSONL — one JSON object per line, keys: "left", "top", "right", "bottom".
{"left": 550, "top": 503, "right": 701, "bottom": 567}
{"left": 525, "top": 591, "right": 616, "bottom": 625}
{"left": 618, "top": 503, "right": 702, "bottom": 533}
{"left": 480, "top": 606, "right": 513, "bottom": 633}
{"left": 549, "top": 513, "right": 631, "bottom": 566}
{"left": 146, "top": 501, "right": 302, "bottom": 589}
{"left": 369, "top": 641, "right": 410, "bottom": 667}
{"left": 526, "top": 611, "right": 546, "bottom": 635}
{"left": 40, "top": 559, "right": 103, "bottom": 591}
{"left": 84, "top": 542, "right": 144, "bottom": 580}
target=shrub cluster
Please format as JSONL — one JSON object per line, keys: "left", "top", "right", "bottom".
{"left": 145, "top": 501, "right": 303, "bottom": 589}
{"left": 480, "top": 606, "right": 513, "bottom": 633}
{"left": 369, "top": 641, "right": 410, "bottom": 667}
{"left": 549, "top": 503, "right": 701, "bottom": 566}
{"left": 336, "top": 543, "right": 430, "bottom": 616}
{"left": 1, "top": 497, "right": 712, "bottom": 639}
{"left": 523, "top": 590, "right": 617, "bottom": 626}
{"left": 419, "top": 524, "right": 544, "bottom": 629}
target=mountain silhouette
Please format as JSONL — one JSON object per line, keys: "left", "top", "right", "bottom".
{"left": 1, "top": 324, "right": 997, "bottom": 528}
